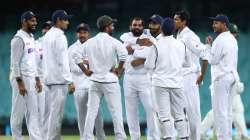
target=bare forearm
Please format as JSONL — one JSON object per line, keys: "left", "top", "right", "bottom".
{"left": 131, "top": 59, "right": 146, "bottom": 67}
{"left": 78, "top": 62, "right": 88, "bottom": 73}
{"left": 201, "top": 60, "right": 208, "bottom": 76}
{"left": 118, "top": 61, "right": 125, "bottom": 69}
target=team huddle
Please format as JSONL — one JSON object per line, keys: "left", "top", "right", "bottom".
{"left": 9, "top": 9, "right": 248, "bottom": 140}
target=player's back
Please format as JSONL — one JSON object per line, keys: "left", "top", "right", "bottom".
{"left": 42, "top": 27, "right": 72, "bottom": 85}
{"left": 151, "top": 35, "right": 185, "bottom": 88}
{"left": 83, "top": 32, "right": 127, "bottom": 82}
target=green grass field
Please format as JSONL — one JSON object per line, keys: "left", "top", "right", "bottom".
{"left": 0, "top": 136, "right": 222, "bottom": 140}
{"left": 0, "top": 136, "right": 147, "bottom": 140}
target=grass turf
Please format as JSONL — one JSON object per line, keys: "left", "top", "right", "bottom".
{"left": 0, "top": 136, "right": 223, "bottom": 140}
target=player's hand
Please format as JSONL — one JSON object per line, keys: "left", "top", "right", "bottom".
{"left": 206, "top": 36, "right": 213, "bottom": 46}
{"left": 17, "top": 80, "right": 27, "bottom": 96}
{"left": 35, "top": 81, "right": 42, "bottom": 93}
{"left": 84, "top": 69, "right": 93, "bottom": 76}
{"left": 196, "top": 74, "right": 204, "bottom": 86}
{"left": 112, "top": 68, "right": 124, "bottom": 78}
{"left": 83, "top": 60, "right": 89, "bottom": 65}
{"left": 68, "top": 83, "right": 75, "bottom": 94}
{"left": 136, "top": 38, "right": 153, "bottom": 46}
{"left": 126, "top": 45, "right": 134, "bottom": 55}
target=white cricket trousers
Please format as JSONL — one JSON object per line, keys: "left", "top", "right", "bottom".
{"left": 73, "top": 88, "right": 106, "bottom": 140}
{"left": 38, "top": 83, "right": 49, "bottom": 139}
{"left": 123, "top": 74, "right": 159, "bottom": 140}
{"left": 83, "top": 81, "right": 127, "bottom": 140}
{"left": 201, "top": 86, "right": 248, "bottom": 137}
{"left": 46, "top": 84, "right": 68, "bottom": 140}
{"left": 152, "top": 86, "right": 189, "bottom": 139}
{"left": 10, "top": 76, "right": 42, "bottom": 140}
{"left": 212, "top": 73, "right": 234, "bottom": 140}
{"left": 183, "top": 72, "right": 201, "bottom": 140}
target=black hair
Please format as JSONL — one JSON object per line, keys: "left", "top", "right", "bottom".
{"left": 130, "top": 17, "right": 144, "bottom": 26}
{"left": 162, "top": 29, "right": 174, "bottom": 36}
{"left": 175, "top": 10, "right": 190, "bottom": 26}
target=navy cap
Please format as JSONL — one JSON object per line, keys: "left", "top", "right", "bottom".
{"left": 209, "top": 14, "right": 230, "bottom": 27}
{"left": 149, "top": 14, "right": 163, "bottom": 24}
{"left": 42, "top": 21, "right": 52, "bottom": 29}
{"left": 76, "top": 23, "right": 90, "bottom": 32}
{"left": 96, "top": 15, "right": 117, "bottom": 30}
{"left": 161, "top": 17, "right": 175, "bottom": 35}
{"left": 21, "top": 11, "right": 36, "bottom": 22}
{"left": 52, "top": 10, "right": 73, "bottom": 23}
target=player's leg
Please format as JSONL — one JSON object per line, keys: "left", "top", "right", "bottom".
{"left": 94, "top": 107, "right": 106, "bottom": 140}
{"left": 83, "top": 82, "right": 103, "bottom": 140}
{"left": 138, "top": 80, "right": 159, "bottom": 140}
{"left": 37, "top": 82, "right": 48, "bottom": 139}
{"left": 42, "top": 85, "right": 49, "bottom": 139}
{"left": 73, "top": 88, "right": 88, "bottom": 140}
{"left": 232, "top": 94, "right": 249, "bottom": 139}
{"left": 201, "top": 110, "right": 214, "bottom": 137}
{"left": 212, "top": 74, "right": 234, "bottom": 140}
{"left": 10, "top": 78, "right": 26, "bottom": 140}
{"left": 103, "top": 82, "right": 127, "bottom": 140}
{"left": 183, "top": 73, "right": 201, "bottom": 140}
{"left": 22, "top": 77, "right": 42, "bottom": 140}
{"left": 171, "top": 88, "right": 189, "bottom": 140}
{"left": 46, "top": 85, "right": 68, "bottom": 140}
{"left": 152, "top": 86, "right": 173, "bottom": 139}
{"left": 123, "top": 75, "right": 140, "bottom": 140}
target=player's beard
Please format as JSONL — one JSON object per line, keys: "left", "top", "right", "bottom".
{"left": 149, "top": 28, "right": 160, "bottom": 37}
{"left": 28, "top": 27, "right": 36, "bottom": 33}
{"left": 131, "top": 29, "right": 143, "bottom": 37}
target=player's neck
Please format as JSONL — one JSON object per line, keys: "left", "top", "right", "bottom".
{"left": 21, "top": 27, "right": 31, "bottom": 35}
{"left": 178, "top": 25, "right": 187, "bottom": 33}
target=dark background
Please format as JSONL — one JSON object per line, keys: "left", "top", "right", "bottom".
{"left": 0, "top": 0, "right": 250, "bottom": 32}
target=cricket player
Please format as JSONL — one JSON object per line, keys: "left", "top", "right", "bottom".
{"left": 206, "top": 14, "right": 239, "bottom": 140}
{"left": 10, "top": 11, "right": 42, "bottom": 140}
{"left": 120, "top": 17, "right": 159, "bottom": 140}
{"left": 174, "top": 10, "right": 209, "bottom": 140}
{"left": 42, "top": 10, "right": 75, "bottom": 140}
{"left": 201, "top": 23, "right": 250, "bottom": 140}
{"left": 74, "top": 15, "right": 127, "bottom": 140}
{"left": 68, "top": 23, "right": 106, "bottom": 140}
{"left": 144, "top": 17, "right": 189, "bottom": 140}
{"left": 35, "top": 21, "right": 52, "bottom": 139}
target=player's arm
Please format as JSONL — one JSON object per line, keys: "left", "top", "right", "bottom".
{"left": 73, "top": 44, "right": 93, "bottom": 76}
{"left": 114, "top": 40, "right": 128, "bottom": 77}
{"left": 120, "top": 33, "right": 137, "bottom": 45}
{"left": 207, "top": 38, "right": 224, "bottom": 65}
{"left": 131, "top": 58, "right": 146, "bottom": 67}
{"left": 11, "top": 37, "right": 27, "bottom": 96}
{"left": 68, "top": 47, "right": 84, "bottom": 74}
{"left": 196, "top": 60, "right": 208, "bottom": 85}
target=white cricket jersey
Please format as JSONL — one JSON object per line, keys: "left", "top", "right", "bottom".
{"left": 145, "top": 35, "right": 185, "bottom": 88}
{"left": 68, "top": 40, "right": 89, "bottom": 89}
{"left": 74, "top": 32, "right": 127, "bottom": 83}
{"left": 10, "top": 29, "right": 37, "bottom": 78}
{"left": 42, "top": 27, "right": 73, "bottom": 85}
{"left": 177, "top": 27, "right": 207, "bottom": 76}
{"left": 120, "top": 32, "right": 151, "bottom": 75}
{"left": 207, "top": 31, "right": 239, "bottom": 82}
{"left": 35, "top": 37, "right": 44, "bottom": 79}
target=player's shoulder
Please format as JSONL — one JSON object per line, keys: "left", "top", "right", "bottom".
{"left": 184, "top": 27, "right": 199, "bottom": 38}
{"left": 120, "top": 32, "right": 133, "bottom": 41}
